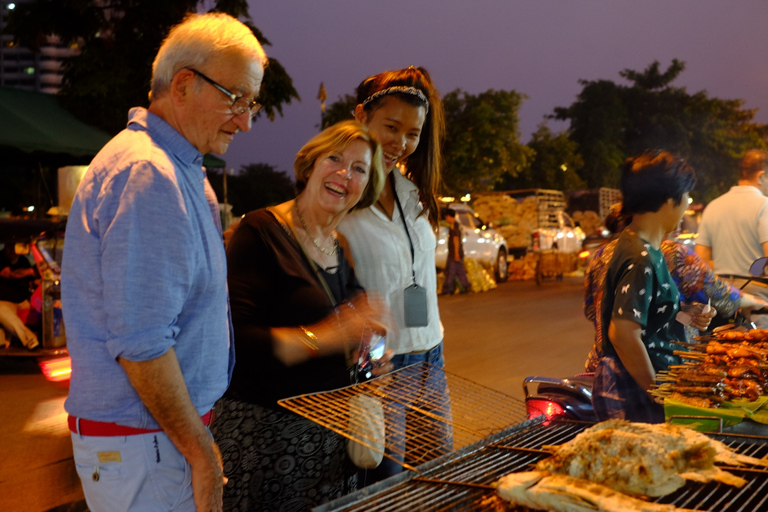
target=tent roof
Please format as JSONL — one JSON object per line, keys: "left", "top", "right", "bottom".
{"left": 0, "top": 86, "right": 111, "bottom": 157}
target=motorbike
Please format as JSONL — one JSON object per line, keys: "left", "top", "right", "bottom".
{"left": 523, "top": 257, "right": 768, "bottom": 424}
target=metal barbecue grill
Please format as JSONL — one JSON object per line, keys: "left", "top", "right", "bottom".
{"left": 315, "top": 419, "right": 768, "bottom": 512}
{"left": 278, "top": 362, "right": 532, "bottom": 472}
{"left": 281, "top": 362, "right": 768, "bottom": 511}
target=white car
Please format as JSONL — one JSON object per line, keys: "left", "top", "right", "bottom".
{"left": 435, "top": 204, "right": 509, "bottom": 282}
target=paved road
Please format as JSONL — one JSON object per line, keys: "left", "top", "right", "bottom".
{"left": 0, "top": 357, "right": 83, "bottom": 511}
{"left": 441, "top": 275, "right": 594, "bottom": 402}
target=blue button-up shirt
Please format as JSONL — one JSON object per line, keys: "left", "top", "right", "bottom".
{"left": 62, "top": 107, "right": 234, "bottom": 428}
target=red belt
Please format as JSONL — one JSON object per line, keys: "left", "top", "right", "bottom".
{"left": 68, "top": 410, "right": 213, "bottom": 437}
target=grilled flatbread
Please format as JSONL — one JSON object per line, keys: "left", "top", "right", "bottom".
{"left": 537, "top": 419, "right": 752, "bottom": 497}
{"left": 497, "top": 471, "right": 694, "bottom": 512}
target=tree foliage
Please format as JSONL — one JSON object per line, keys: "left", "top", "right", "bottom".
{"left": 321, "top": 94, "right": 356, "bottom": 129}
{"left": 497, "top": 124, "right": 585, "bottom": 191}
{"left": 207, "top": 163, "right": 295, "bottom": 216}
{"left": 442, "top": 88, "right": 533, "bottom": 195}
{"left": 554, "top": 59, "right": 768, "bottom": 200}
{"left": 7, "top": 0, "right": 300, "bottom": 135}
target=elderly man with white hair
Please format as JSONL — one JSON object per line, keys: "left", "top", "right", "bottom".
{"left": 61, "top": 13, "right": 266, "bottom": 512}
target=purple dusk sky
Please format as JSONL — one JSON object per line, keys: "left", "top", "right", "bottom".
{"left": 224, "top": 1, "right": 768, "bottom": 176}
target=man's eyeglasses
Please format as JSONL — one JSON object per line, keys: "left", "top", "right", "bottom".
{"left": 185, "top": 68, "right": 262, "bottom": 120}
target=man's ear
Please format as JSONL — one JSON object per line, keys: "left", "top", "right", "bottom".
{"left": 171, "top": 69, "right": 196, "bottom": 105}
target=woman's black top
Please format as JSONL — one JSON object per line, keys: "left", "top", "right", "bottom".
{"left": 225, "top": 208, "right": 362, "bottom": 408}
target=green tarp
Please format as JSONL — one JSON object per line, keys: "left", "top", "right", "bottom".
{"left": 0, "top": 86, "right": 111, "bottom": 157}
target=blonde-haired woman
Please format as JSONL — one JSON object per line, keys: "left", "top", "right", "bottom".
{"left": 212, "top": 120, "right": 391, "bottom": 510}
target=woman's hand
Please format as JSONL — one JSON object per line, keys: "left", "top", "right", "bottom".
{"left": 371, "top": 349, "right": 395, "bottom": 377}
{"left": 272, "top": 292, "right": 393, "bottom": 366}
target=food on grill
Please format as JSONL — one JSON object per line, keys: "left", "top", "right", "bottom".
{"left": 714, "top": 328, "right": 768, "bottom": 342}
{"left": 536, "top": 420, "right": 755, "bottom": 497}
{"left": 667, "top": 392, "right": 713, "bottom": 408}
{"left": 675, "top": 370, "right": 725, "bottom": 385}
{"left": 496, "top": 470, "right": 693, "bottom": 512}
{"left": 706, "top": 341, "right": 768, "bottom": 360}
{"left": 659, "top": 339, "right": 768, "bottom": 404}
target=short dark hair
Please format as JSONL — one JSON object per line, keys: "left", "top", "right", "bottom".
{"left": 620, "top": 150, "right": 696, "bottom": 215}
{"left": 604, "top": 203, "right": 631, "bottom": 235}
{"left": 443, "top": 207, "right": 456, "bottom": 218}
{"left": 739, "top": 150, "right": 768, "bottom": 180}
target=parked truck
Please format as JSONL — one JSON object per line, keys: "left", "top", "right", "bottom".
{"left": 471, "top": 189, "right": 584, "bottom": 260}
{"left": 567, "top": 187, "right": 623, "bottom": 236}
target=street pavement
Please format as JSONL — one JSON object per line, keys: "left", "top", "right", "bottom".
{"left": 0, "top": 357, "right": 84, "bottom": 511}
{"left": 441, "top": 274, "right": 594, "bottom": 402}
{"left": 0, "top": 274, "right": 593, "bottom": 511}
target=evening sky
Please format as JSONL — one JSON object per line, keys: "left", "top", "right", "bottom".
{"left": 226, "top": 1, "right": 768, "bottom": 177}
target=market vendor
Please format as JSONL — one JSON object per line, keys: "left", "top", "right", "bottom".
{"left": 592, "top": 150, "right": 715, "bottom": 423}
{"left": 0, "top": 241, "right": 39, "bottom": 349}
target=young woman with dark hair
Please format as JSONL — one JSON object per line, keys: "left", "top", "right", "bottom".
{"left": 337, "top": 67, "right": 451, "bottom": 483}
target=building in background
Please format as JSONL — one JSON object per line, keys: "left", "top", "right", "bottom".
{"left": 0, "top": 0, "right": 79, "bottom": 94}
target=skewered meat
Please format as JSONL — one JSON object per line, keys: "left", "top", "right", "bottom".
{"left": 497, "top": 471, "right": 694, "bottom": 512}
{"left": 536, "top": 420, "right": 755, "bottom": 497}
{"left": 725, "top": 366, "right": 763, "bottom": 379}
{"left": 715, "top": 329, "right": 768, "bottom": 342}
{"left": 672, "top": 366, "right": 728, "bottom": 377}
{"left": 675, "top": 371, "right": 725, "bottom": 385}
{"left": 702, "top": 354, "right": 761, "bottom": 367}
{"left": 723, "top": 378, "right": 763, "bottom": 401}
{"left": 667, "top": 392, "right": 713, "bottom": 408}
{"left": 668, "top": 385, "right": 725, "bottom": 397}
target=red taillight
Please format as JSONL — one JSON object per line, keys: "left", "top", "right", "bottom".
{"left": 39, "top": 357, "right": 72, "bottom": 382}
{"left": 532, "top": 232, "right": 540, "bottom": 251}
{"left": 578, "top": 250, "right": 590, "bottom": 259}
{"left": 526, "top": 399, "right": 565, "bottom": 421}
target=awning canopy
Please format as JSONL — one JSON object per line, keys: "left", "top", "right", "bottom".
{"left": 0, "top": 86, "right": 111, "bottom": 157}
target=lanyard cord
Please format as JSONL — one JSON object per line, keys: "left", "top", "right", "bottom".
{"left": 390, "top": 172, "right": 417, "bottom": 285}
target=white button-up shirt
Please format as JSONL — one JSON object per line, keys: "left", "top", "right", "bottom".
{"left": 339, "top": 171, "right": 443, "bottom": 354}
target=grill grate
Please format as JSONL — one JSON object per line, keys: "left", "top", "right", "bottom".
{"left": 314, "top": 420, "right": 768, "bottom": 512}
{"left": 279, "top": 362, "right": 530, "bottom": 472}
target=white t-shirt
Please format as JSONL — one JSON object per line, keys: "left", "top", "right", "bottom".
{"left": 697, "top": 185, "right": 768, "bottom": 275}
{"left": 338, "top": 171, "right": 443, "bottom": 354}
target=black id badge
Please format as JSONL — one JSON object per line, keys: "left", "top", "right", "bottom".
{"left": 403, "top": 284, "right": 428, "bottom": 327}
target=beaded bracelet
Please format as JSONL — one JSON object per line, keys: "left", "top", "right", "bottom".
{"left": 299, "top": 326, "right": 319, "bottom": 358}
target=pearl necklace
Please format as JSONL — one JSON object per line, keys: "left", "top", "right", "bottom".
{"left": 295, "top": 202, "right": 337, "bottom": 256}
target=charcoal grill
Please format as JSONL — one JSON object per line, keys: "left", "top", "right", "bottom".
{"left": 314, "top": 419, "right": 768, "bottom": 512}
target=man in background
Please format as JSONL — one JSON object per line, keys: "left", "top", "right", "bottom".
{"left": 441, "top": 208, "right": 472, "bottom": 295}
{"left": 62, "top": 13, "right": 266, "bottom": 511}
{"left": 696, "top": 149, "right": 768, "bottom": 325}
